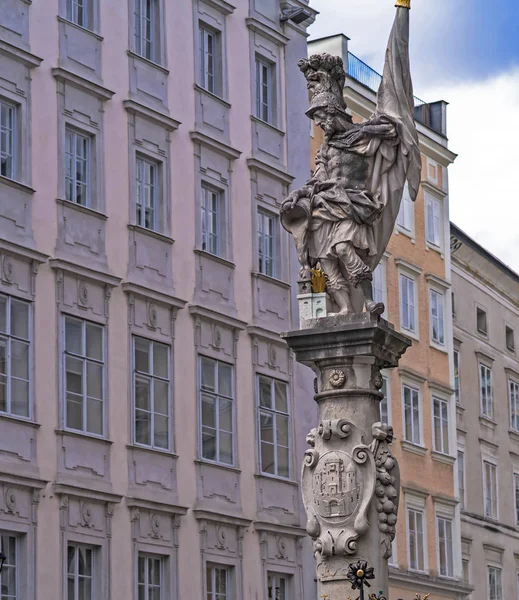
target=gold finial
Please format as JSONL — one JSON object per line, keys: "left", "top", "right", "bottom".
{"left": 310, "top": 268, "right": 327, "bottom": 293}
{"left": 395, "top": 0, "right": 411, "bottom": 8}
{"left": 356, "top": 569, "right": 365, "bottom": 577}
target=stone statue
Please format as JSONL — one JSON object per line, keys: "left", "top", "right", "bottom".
{"left": 281, "top": 1, "right": 421, "bottom": 316}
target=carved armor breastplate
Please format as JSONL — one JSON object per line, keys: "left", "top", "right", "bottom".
{"left": 322, "top": 143, "right": 368, "bottom": 189}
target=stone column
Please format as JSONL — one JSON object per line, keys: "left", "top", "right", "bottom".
{"left": 283, "top": 313, "right": 411, "bottom": 599}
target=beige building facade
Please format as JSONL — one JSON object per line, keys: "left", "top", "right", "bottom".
{"left": 0, "top": 1, "right": 322, "bottom": 599}
{"left": 308, "top": 35, "right": 471, "bottom": 600}
{"left": 452, "top": 224, "right": 519, "bottom": 600}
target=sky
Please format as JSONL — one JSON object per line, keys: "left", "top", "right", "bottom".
{"left": 308, "top": 0, "right": 519, "bottom": 272}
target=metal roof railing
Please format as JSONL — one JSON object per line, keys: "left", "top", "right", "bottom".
{"left": 347, "top": 51, "right": 425, "bottom": 107}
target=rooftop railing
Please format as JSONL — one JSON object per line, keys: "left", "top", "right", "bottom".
{"left": 347, "top": 51, "right": 425, "bottom": 107}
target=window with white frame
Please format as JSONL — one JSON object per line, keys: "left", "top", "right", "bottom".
{"left": 407, "top": 507, "right": 425, "bottom": 571}
{"left": 396, "top": 182, "right": 413, "bottom": 232}
{"left": 454, "top": 350, "right": 460, "bottom": 403}
{"left": 258, "top": 375, "right": 290, "bottom": 479}
{"left": 67, "top": 544, "right": 94, "bottom": 600}
{"left": 136, "top": 156, "right": 158, "bottom": 231}
{"left": 372, "top": 261, "right": 386, "bottom": 310}
{"left": 201, "top": 186, "right": 222, "bottom": 256}
{"left": 429, "top": 289, "right": 445, "bottom": 345}
{"left": 425, "top": 194, "right": 442, "bottom": 247}
{"left": 380, "top": 376, "right": 390, "bottom": 424}
{"left": 0, "top": 100, "right": 16, "bottom": 180}
{"left": 206, "top": 563, "right": 231, "bottom": 600}
{"left": 255, "top": 57, "right": 274, "bottom": 124}
{"left": 64, "top": 316, "right": 104, "bottom": 436}
{"left": 433, "top": 397, "right": 449, "bottom": 455}
{"left": 267, "top": 572, "right": 290, "bottom": 600}
{"left": 133, "top": 336, "right": 170, "bottom": 450}
{"left": 477, "top": 307, "right": 488, "bottom": 336}
{"left": 399, "top": 274, "right": 416, "bottom": 333}
{"left": 200, "top": 356, "right": 234, "bottom": 465}
{"left": 506, "top": 326, "right": 515, "bottom": 353}
{"left": 138, "top": 553, "right": 163, "bottom": 600}
{"left": 458, "top": 450, "right": 465, "bottom": 511}
{"left": 403, "top": 384, "right": 421, "bottom": 445}
{"left": 437, "top": 516, "right": 454, "bottom": 577}
{"left": 510, "top": 379, "right": 519, "bottom": 431}
{"left": 199, "top": 25, "right": 221, "bottom": 96}
{"left": 66, "top": 0, "right": 92, "bottom": 29}
{"left": 0, "top": 532, "right": 17, "bottom": 600}
{"left": 134, "top": 0, "right": 159, "bottom": 62}
{"left": 462, "top": 559, "right": 469, "bottom": 583}
{"left": 0, "top": 294, "right": 31, "bottom": 418}
{"left": 514, "top": 473, "right": 519, "bottom": 527}
{"left": 257, "top": 210, "right": 276, "bottom": 278}
{"left": 483, "top": 460, "right": 497, "bottom": 519}
{"left": 480, "top": 363, "right": 493, "bottom": 419}
{"left": 65, "top": 128, "right": 90, "bottom": 206}
{"left": 488, "top": 566, "right": 502, "bottom": 600}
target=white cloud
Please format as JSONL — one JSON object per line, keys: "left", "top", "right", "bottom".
{"left": 422, "top": 70, "right": 519, "bottom": 272}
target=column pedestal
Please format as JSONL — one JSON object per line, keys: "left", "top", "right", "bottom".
{"left": 282, "top": 313, "right": 411, "bottom": 599}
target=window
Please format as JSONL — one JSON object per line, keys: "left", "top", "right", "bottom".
{"left": 136, "top": 157, "right": 158, "bottom": 230}
{"left": 0, "top": 101, "right": 15, "bottom": 180}
{"left": 488, "top": 566, "right": 502, "bottom": 600}
{"left": 403, "top": 385, "right": 420, "bottom": 445}
{"left": 66, "top": 0, "right": 91, "bottom": 29}
{"left": 477, "top": 307, "right": 488, "bottom": 335}
{"left": 65, "top": 128, "right": 90, "bottom": 206}
{"left": 67, "top": 544, "right": 94, "bottom": 600}
{"left": 256, "top": 58, "right": 273, "bottom": 124}
{"left": 458, "top": 451, "right": 465, "bottom": 511}
{"left": 480, "top": 363, "right": 493, "bottom": 419}
{"left": 257, "top": 210, "right": 276, "bottom": 277}
{"left": 0, "top": 533, "right": 17, "bottom": 600}
{"left": 200, "top": 357, "right": 234, "bottom": 465}
{"left": 399, "top": 274, "right": 416, "bottom": 333}
{"left": 134, "top": 0, "right": 159, "bottom": 62}
{"left": 452, "top": 291, "right": 456, "bottom": 321}
{"left": 425, "top": 194, "right": 442, "bottom": 247}
{"left": 206, "top": 564, "right": 230, "bottom": 600}
{"left": 429, "top": 289, "right": 445, "bottom": 345}
{"left": 507, "top": 326, "right": 515, "bottom": 353}
{"left": 138, "top": 554, "right": 163, "bottom": 600}
{"left": 514, "top": 473, "right": 519, "bottom": 527}
{"left": 268, "top": 572, "right": 289, "bottom": 600}
{"left": 201, "top": 186, "right": 221, "bottom": 256}
{"left": 437, "top": 516, "right": 453, "bottom": 577}
{"left": 396, "top": 183, "right": 413, "bottom": 232}
{"left": 379, "top": 376, "right": 389, "bottom": 424}
{"left": 483, "top": 461, "right": 497, "bottom": 519}
{"left": 258, "top": 375, "right": 290, "bottom": 478}
{"left": 407, "top": 508, "right": 425, "bottom": 571}
{"left": 454, "top": 350, "right": 460, "bottom": 403}
{"left": 199, "top": 25, "right": 221, "bottom": 95}
{"left": 64, "top": 316, "right": 104, "bottom": 436}
{"left": 372, "top": 262, "right": 386, "bottom": 310}
{"left": 133, "top": 337, "right": 170, "bottom": 450}
{"left": 510, "top": 379, "right": 519, "bottom": 431}
{"left": 0, "top": 294, "right": 31, "bottom": 418}
{"left": 433, "top": 397, "right": 449, "bottom": 455}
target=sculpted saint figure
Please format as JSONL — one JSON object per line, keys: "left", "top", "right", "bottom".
{"left": 281, "top": 4, "right": 421, "bottom": 316}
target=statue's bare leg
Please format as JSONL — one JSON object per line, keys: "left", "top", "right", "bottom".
{"left": 334, "top": 242, "right": 385, "bottom": 316}
{"left": 319, "top": 258, "right": 353, "bottom": 315}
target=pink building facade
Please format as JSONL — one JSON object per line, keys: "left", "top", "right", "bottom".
{"left": 0, "top": 1, "right": 318, "bottom": 598}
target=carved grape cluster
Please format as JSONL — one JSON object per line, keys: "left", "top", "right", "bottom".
{"left": 374, "top": 447, "right": 398, "bottom": 555}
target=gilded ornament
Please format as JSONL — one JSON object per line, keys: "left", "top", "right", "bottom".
{"left": 310, "top": 268, "right": 327, "bottom": 293}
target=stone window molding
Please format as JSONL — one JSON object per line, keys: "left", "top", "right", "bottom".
{"left": 0, "top": 475, "right": 46, "bottom": 600}
{"left": 54, "top": 483, "right": 122, "bottom": 600}
{"left": 127, "top": 497, "right": 187, "bottom": 600}
{"left": 256, "top": 522, "right": 305, "bottom": 600}
{"left": 194, "top": 509, "right": 250, "bottom": 600}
